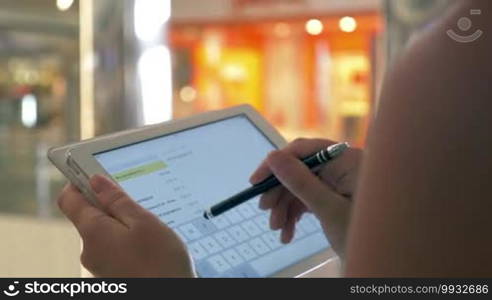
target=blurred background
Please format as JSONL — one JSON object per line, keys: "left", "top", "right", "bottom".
{"left": 0, "top": 0, "right": 452, "bottom": 276}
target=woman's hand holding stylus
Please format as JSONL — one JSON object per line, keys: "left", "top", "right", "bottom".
{"left": 250, "top": 138, "right": 363, "bottom": 258}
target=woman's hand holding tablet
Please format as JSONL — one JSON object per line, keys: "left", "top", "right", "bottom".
{"left": 50, "top": 105, "right": 341, "bottom": 277}
{"left": 58, "top": 175, "right": 194, "bottom": 277}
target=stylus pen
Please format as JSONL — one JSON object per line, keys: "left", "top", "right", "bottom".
{"left": 203, "top": 142, "right": 349, "bottom": 219}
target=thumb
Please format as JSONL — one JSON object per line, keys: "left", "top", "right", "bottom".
{"left": 90, "top": 174, "right": 147, "bottom": 226}
{"left": 266, "top": 150, "right": 343, "bottom": 215}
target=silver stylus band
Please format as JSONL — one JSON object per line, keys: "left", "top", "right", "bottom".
{"left": 320, "top": 148, "right": 328, "bottom": 161}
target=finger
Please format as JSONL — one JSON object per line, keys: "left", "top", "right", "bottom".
{"left": 90, "top": 174, "right": 147, "bottom": 226}
{"left": 280, "top": 199, "right": 306, "bottom": 243}
{"left": 250, "top": 155, "right": 272, "bottom": 184}
{"left": 259, "top": 185, "right": 283, "bottom": 210}
{"left": 281, "top": 207, "right": 297, "bottom": 244}
{"left": 318, "top": 148, "right": 362, "bottom": 197}
{"left": 291, "top": 200, "right": 308, "bottom": 222}
{"left": 283, "top": 139, "right": 349, "bottom": 189}
{"left": 283, "top": 138, "right": 337, "bottom": 158}
{"left": 266, "top": 150, "right": 337, "bottom": 214}
{"left": 250, "top": 139, "right": 336, "bottom": 184}
{"left": 270, "top": 196, "right": 291, "bottom": 230}
{"left": 280, "top": 139, "right": 360, "bottom": 195}
{"left": 57, "top": 184, "right": 110, "bottom": 237}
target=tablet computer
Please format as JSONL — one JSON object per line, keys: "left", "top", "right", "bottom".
{"left": 48, "top": 104, "right": 335, "bottom": 278}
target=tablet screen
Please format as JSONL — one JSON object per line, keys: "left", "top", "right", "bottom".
{"left": 94, "top": 115, "right": 329, "bottom": 277}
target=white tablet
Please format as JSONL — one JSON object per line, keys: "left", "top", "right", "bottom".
{"left": 49, "top": 104, "right": 335, "bottom": 278}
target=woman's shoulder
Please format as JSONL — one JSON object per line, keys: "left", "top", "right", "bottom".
{"left": 345, "top": 0, "right": 492, "bottom": 277}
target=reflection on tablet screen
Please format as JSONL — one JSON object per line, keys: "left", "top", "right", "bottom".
{"left": 94, "top": 115, "right": 329, "bottom": 277}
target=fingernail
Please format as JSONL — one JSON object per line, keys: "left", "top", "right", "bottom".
{"left": 270, "top": 222, "right": 280, "bottom": 230}
{"left": 90, "top": 175, "right": 113, "bottom": 193}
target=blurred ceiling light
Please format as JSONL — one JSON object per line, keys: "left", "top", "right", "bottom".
{"left": 56, "top": 0, "right": 74, "bottom": 11}
{"left": 14, "top": 69, "right": 38, "bottom": 85}
{"left": 305, "top": 19, "right": 324, "bottom": 36}
{"left": 339, "top": 16, "right": 357, "bottom": 33}
{"left": 134, "top": 0, "right": 171, "bottom": 42}
{"left": 274, "top": 22, "right": 291, "bottom": 38}
{"left": 204, "top": 32, "right": 222, "bottom": 65}
{"left": 222, "top": 64, "right": 246, "bottom": 81}
{"left": 80, "top": 0, "right": 95, "bottom": 139}
{"left": 180, "top": 86, "right": 197, "bottom": 103}
{"left": 138, "top": 46, "right": 172, "bottom": 124}
{"left": 21, "top": 94, "right": 37, "bottom": 128}
{"left": 340, "top": 100, "right": 369, "bottom": 116}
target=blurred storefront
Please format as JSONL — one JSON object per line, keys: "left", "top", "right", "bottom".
{"left": 0, "top": 0, "right": 81, "bottom": 277}
{"left": 0, "top": 0, "right": 79, "bottom": 217}
{"left": 170, "top": 0, "right": 384, "bottom": 146}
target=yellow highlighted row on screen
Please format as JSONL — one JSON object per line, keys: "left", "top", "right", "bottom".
{"left": 112, "top": 161, "right": 167, "bottom": 182}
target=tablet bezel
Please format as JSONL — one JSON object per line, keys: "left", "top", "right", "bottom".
{"left": 62, "top": 104, "right": 336, "bottom": 278}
